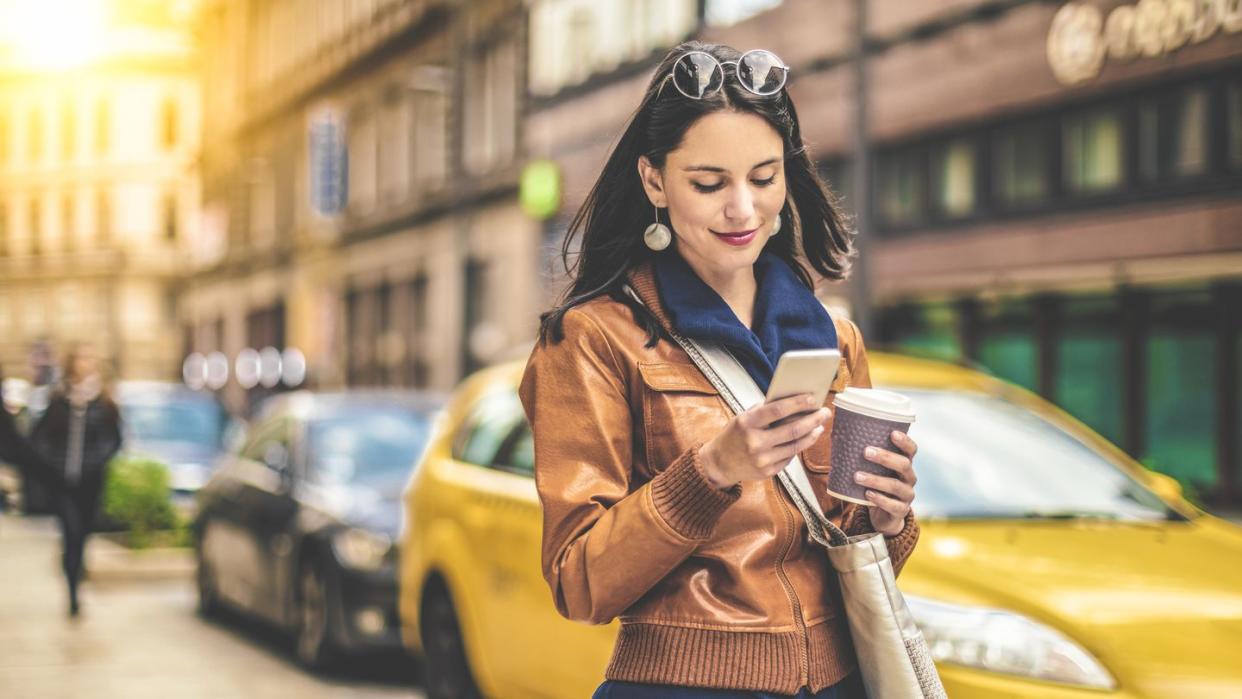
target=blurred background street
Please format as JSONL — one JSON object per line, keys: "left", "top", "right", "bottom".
{"left": 0, "top": 514, "right": 421, "bottom": 698}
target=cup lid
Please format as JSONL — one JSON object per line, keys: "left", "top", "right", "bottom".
{"left": 832, "top": 387, "right": 916, "bottom": 423}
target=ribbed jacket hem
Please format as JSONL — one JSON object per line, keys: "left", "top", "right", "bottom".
{"left": 605, "top": 617, "right": 857, "bottom": 694}
{"left": 650, "top": 446, "right": 741, "bottom": 540}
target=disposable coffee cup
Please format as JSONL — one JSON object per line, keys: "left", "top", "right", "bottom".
{"left": 827, "top": 387, "right": 916, "bottom": 506}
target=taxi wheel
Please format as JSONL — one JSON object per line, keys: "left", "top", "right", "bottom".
{"left": 422, "top": 585, "right": 481, "bottom": 699}
{"left": 295, "top": 561, "right": 338, "bottom": 671}
{"left": 195, "top": 553, "right": 220, "bottom": 618}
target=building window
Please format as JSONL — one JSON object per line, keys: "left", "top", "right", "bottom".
{"left": 462, "top": 258, "right": 487, "bottom": 376}
{"left": 1229, "top": 80, "right": 1242, "bottom": 168}
{"left": 463, "top": 39, "right": 518, "bottom": 175}
{"left": 94, "top": 98, "right": 109, "bottom": 155}
{"left": 993, "top": 122, "right": 1050, "bottom": 208}
{"left": 413, "top": 79, "right": 449, "bottom": 191}
{"left": 1063, "top": 107, "right": 1123, "bottom": 194}
{"left": 163, "top": 190, "right": 178, "bottom": 242}
{"left": 929, "top": 138, "right": 977, "bottom": 219}
{"left": 29, "top": 108, "right": 43, "bottom": 162}
{"left": 62, "top": 194, "right": 74, "bottom": 252}
{"left": 1172, "top": 87, "right": 1209, "bottom": 178}
{"left": 1144, "top": 289, "right": 1216, "bottom": 493}
{"left": 61, "top": 101, "right": 75, "bottom": 160}
{"left": 406, "top": 274, "right": 429, "bottom": 387}
{"left": 876, "top": 148, "right": 925, "bottom": 229}
{"left": 379, "top": 94, "right": 411, "bottom": 203}
{"left": 161, "top": 97, "right": 178, "bottom": 149}
{"left": 348, "top": 111, "right": 377, "bottom": 214}
{"left": 978, "top": 298, "right": 1038, "bottom": 393}
{"left": 96, "top": 189, "right": 111, "bottom": 246}
{"left": 1057, "top": 295, "right": 1123, "bottom": 445}
{"left": 0, "top": 109, "right": 8, "bottom": 164}
{"left": 29, "top": 197, "right": 41, "bottom": 255}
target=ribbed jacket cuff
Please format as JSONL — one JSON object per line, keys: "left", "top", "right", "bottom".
{"left": 842, "top": 508, "right": 919, "bottom": 577}
{"left": 885, "top": 512, "right": 920, "bottom": 577}
{"left": 650, "top": 446, "right": 741, "bottom": 540}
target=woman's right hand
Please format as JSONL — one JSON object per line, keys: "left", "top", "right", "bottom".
{"left": 698, "top": 394, "right": 832, "bottom": 490}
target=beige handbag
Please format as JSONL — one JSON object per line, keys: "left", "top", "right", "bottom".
{"left": 639, "top": 299, "right": 947, "bottom": 699}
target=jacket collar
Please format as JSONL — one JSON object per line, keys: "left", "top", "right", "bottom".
{"left": 625, "top": 252, "right": 838, "bottom": 391}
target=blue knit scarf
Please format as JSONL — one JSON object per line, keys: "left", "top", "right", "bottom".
{"left": 653, "top": 250, "right": 838, "bottom": 392}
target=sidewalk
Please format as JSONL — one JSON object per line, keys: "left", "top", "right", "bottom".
{"left": 0, "top": 514, "right": 418, "bottom": 699}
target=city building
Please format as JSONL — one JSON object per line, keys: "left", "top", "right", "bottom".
{"left": 524, "top": 0, "right": 1242, "bottom": 503}
{"left": 0, "top": 2, "right": 201, "bottom": 382}
{"left": 186, "top": 0, "right": 535, "bottom": 413}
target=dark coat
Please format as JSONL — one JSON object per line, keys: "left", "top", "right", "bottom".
{"left": 30, "top": 394, "right": 123, "bottom": 490}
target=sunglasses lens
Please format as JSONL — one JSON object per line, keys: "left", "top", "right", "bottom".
{"left": 738, "top": 50, "right": 787, "bottom": 95}
{"left": 672, "top": 52, "right": 723, "bottom": 99}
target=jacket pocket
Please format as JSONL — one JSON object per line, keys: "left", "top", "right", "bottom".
{"left": 803, "top": 360, "right": 852, "bottom": 473}
{"left": 638, "top": 362, "right": 728, "bottom": 476}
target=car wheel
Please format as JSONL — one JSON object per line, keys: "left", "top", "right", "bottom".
{"left": 422, "top": 585, "right": 482, "bottom": 699}
{"left": 195, "top": 542, "right": 221, "bottom": 619}
{"left": 295, "top": 561, "right": 337, "bottom": 671}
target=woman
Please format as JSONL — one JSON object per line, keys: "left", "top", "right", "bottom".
{"left": 518, "top": 42, "right": 920, "bottom": 698}
{"left": 31, "top": 344, "right": 123, "bottom": 616}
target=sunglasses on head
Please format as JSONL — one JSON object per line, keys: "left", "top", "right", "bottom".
{"left": 666, "top": 49, "right": 790, "bottom": 99}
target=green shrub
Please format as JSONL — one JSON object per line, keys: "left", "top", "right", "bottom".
{"left": 102, "top": 457, "right": 178, "bottom": 548}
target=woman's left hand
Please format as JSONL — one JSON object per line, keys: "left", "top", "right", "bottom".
{"left": 856, "top": 430, "right": 918, "bottom": 537}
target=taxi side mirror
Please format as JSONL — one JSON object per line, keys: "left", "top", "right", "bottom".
{"left": 1147, "top": 471, "right": 1184, "bottom": 502}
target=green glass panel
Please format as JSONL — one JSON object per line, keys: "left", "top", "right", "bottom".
{"left": 1056, "top": 333, "right": 1123, "bottom": 444}
{"left": 1143, "top": 331, "right": 1216, "bottom": 491}
{"left": 979, "top": 331, "right": 1036, "bottom": 392}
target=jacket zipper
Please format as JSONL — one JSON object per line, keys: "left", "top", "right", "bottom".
{"left": 772, "top": 480, "right": 811, "bottom": 688}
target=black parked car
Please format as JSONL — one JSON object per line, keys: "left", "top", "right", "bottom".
{"left": 193, "top": 390, "right": 443, "bottom": 670}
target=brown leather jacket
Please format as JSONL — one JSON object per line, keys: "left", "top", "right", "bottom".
{"left": 518, "top": 261, "right": 920, "bottom": 694}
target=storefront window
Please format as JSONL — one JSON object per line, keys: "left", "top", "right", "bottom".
{"left": 1063, "top": 108, "right": 1123, "bottom": 194}
{"left": 1228, "top": 80, "right": 1242, "bottom": 168}
{"left": 1143, "top": 290, "right": 1216, "bottom": 494}
{"left": 979, "top": 332, "right": 1036, "bottom": 393}
{"left": 876, "top": 149, "right": 924, "bottom": 229}
{"left": 1057, "top": 296, "right": 1123, "bottom": 445}
{"left": 993, "top": 122, "right": 1049, "bottom": 208}
{"left": 889, "top": 302, "right": 960, "bottom": 362}
{"left": 930, "top": 138, "right": 976, "bottom": 218}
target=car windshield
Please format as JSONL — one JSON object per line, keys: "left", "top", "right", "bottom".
{"left": 122, "top": 399, "right": 224, "bottom": 448}
{"left": 901, "top": 388, "right": 1174, "bottom": 521}
{"left": 307, "top": 405, "right": 433, "bottom": 485}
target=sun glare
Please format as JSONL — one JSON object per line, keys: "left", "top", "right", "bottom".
{"left": 1, "top": 0, "right": 111, "bottom": 70}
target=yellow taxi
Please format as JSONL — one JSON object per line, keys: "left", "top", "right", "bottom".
{"left": 399, "top": 353, "right": 1242, "bottom": 699}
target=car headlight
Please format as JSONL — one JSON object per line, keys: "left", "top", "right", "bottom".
{"left": 907, "top": 594, "right": 1116, "bottom": 689}
{"left": 331, "top": 528, "right": 393, "bottom": 571}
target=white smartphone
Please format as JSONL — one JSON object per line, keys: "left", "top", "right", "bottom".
{"left": 765, "top": 349, "right": 842, "bottom": 420}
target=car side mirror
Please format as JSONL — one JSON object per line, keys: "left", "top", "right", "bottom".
{"left": 1147, "top": 471, "right": 1184, "bottom": 502}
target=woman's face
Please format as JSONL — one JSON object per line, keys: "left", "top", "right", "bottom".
{"left": 640, "top": 110, "right": 786, "bottom": 281}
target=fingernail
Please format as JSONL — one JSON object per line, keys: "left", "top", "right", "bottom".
{"left": 805, "top": 395, "right": 817, "bottom": 406}
{"left": 813, "top": 426, "right": 824, "bottom": 437}
{"left": 865, "top": 447, "right": 877, "bottom": 458}
{"left": 855, "top": 473, "right": 867, "bottom": 484}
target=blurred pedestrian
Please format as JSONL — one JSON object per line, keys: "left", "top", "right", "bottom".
{"left": 0, "top": 364, "right": 53, "bottom": 503}
{"left": 30, "top": 344, "right": 123, "bottom": 616}
{"left": 519, "top": 42, "right": 919, "bottom": 698}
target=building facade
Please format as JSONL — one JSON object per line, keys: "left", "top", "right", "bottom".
{"left": 187, "top": 0, "right": 537, "bottom": 412}
{"left": 524, "top": 0, "right": 1242, "bottom": 503}
{"left": 0, "top": 8, "right": 201, "bottom": 382}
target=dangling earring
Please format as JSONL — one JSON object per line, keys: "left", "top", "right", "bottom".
{"left": 771, "top": 212, "right": 782, "bottom": 236}
{"left": 644, "top": 205, "right": 672, "bottom": 251}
